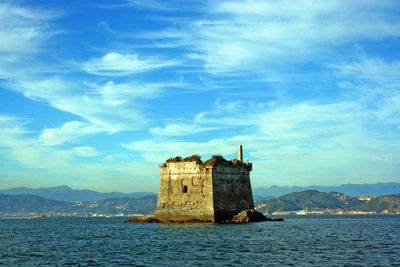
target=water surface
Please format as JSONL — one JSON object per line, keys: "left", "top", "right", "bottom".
{"left": 1, "top": 215, "right": 399, "bottom": 266}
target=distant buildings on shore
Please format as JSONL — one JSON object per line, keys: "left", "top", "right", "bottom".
{"left": 255, "top": 194, "right": 399, "bottom": 215}
{"left": 269, "top": 210, "right": 392, "bottom": 216}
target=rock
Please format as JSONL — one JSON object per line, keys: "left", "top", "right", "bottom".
{"left": 124, "top": 210, "right": 284, "bottom": 223}
{"left": 124, "top": 215, "right": 213, "bottom": 223}
{"left": 124, "top": 216, "right": 160, "bottom": 223}
{"left": 231, "top": 209, "right": 283, "bottom": 223}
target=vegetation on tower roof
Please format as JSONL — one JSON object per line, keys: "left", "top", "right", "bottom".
{"left": 201, "top": 155, "right": 233, "bottom": 166}
{"left": 183, "top": 154, "right": 202, "bottom": 162}
{"left": 166, "top": 156, "right": 182, "bottom": 163}
{"left": 165, "top": 154, "right": 249, "bottom": 167}
{"left": 165, "top": 154, "right": 202, "bottom": 163}
{"left": 201, "top": 155, "right": 249, "bottom": 167}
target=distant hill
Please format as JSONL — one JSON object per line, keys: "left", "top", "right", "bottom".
{"left": 256, "top": 190, "right": 364, "bottom": 213}
{"left": 0, "top": 185, "right": 156, "bottom": 202}
{"left": 64, "top": 195, "right": 157, "bottom": 215}
{"left": 3, "top": 191, "right": 400, "bottom": 216}
{"left": 0, "top": 194, "right": 157, "bottom": 216}
{"left": 253, "top": 195, "right": 274, "bottom": 201}
{"left": 0, "top": 194, "right": 71, "bottom": 214}
{"left": 255, "top": 190, "right": 400, "bottom": 213}
{"left": 3, "top": 182, "right": 398, "bottom": 203}
{"left": 351, "top": 194, "right": 400, "bottom": 213}
{"left": 253, "top": 182, "right": 400, "bottom": 198}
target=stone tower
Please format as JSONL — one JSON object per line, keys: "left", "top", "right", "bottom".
{"left": 153, "top": 146, "right": 254, "bottom": 222}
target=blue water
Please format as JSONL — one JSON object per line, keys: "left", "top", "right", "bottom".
{"left": 1, "top": 215, "right": 399, "bottom": 266}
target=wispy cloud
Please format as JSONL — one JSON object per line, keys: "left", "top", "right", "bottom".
{"left": 95, "top": 0, "right": 170, "bottom": 10}
{"left": 197, "top": 0, "right": 400, "bottom": 74}
{"left": 150, "top": 122, "right": 220, "bottom": 136}
{"left": 83, "top": 52, "right": 180, "bottom": 76}
{"left": 40, "top": 121, "right": 103, "bottom": 146}
{"left": 122, "top": 139, "right": 234, "bottom": 163}
{"left": 336, "top": 58, "right": 400, "bottom": 130}
{"left": 0, "top": 116, "right": 101, "bottom": 173}
{"left": 335, "top": 58, "right": 400, "bottom": 89}
{"left": 0, "top": 114, "right": 78, "bottom": 168}
{"left": 70, "top": 146, "right": 101, "bottom": 157}
{"left": 0, "top": 3, "right": 61, "bottom": 55}
{"left": 96, "top": 0, "right": 203, "bottom": 11}
{"left": 0, "top": 114, "right": 31, "bottom": 136}
{"left": 0, "top": 3, "right": 62, "bottom": 80}
{"left": 0, "top": 114, "right": 157, "bottom": 191}
{"left": 7, "top": 77, "right": 174, "bottom": 132}
{"left": 125, "top": 55, "right": 400, "bottom": 186}
{"left": 1, "top": 1, "right": 399, "bottom": 190}
{"left": 130, "top": 0, "right": 400, "bottom": 75}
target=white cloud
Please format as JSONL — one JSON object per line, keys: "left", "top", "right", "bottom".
{"left": 204, "top": 0, "right": 399, "bottom": 74}
{"left": 0, "top": 4, "right": 179, "bottom": 136}
{"left": 83, "top": 52, "right": 179, "bottom": 76}
{"left": 195, "top": 98, "right": 262, "bottom": 126}
{"left": 1, "top": 1, "right": 399, "bottom": 189}
{"left": 138, "top": 0, "right": 400, "bottom": 75}
{"left": 125, "top": 122, "right": 400, "bottom": 186}
{"left": 96, "top": 0, "right": 179, "bottom": 11}
{"left": 122, "top": 139, "right": 235, "bottom": 163}
{"left": 70, "top": 146, "right": 101, "bottom": 157}
{"left": 335, "top": 58, "right": 400, "bottom": 89}
{"left": 40, "top": 121, "right": 103, "bottom": 146}
{"left": 0, "top": 116, "right": 102, "bottom": 167}
{"left": 0, "top": 3, "right": 60, "bottom": 55}
{"left": 0, "top": 115, "right": 74, "bottom": 168}
{"left": 0, "top": 3, "right": 61, "bottom": 80}
{"left": 93, "top": 80, "right": 165, "bottom": 104}
{"left": 124, "top": 55, "right": 400, "bottom": 185}
{"left": 0, "top": 115, "right": 31, "bottom": 136}
{"left": 8, "top": 77, "right": 173, "bottom": 132}
{"left": 333, "top": 58, "right": 400, "bottom": 128}
{"left": 194, "top": 56, "right": 400, "bottom": 136}
{"left": 0, "top": 114, "right": 158, "bottom": 192}
{"left": 150, "top": 122, "right": 219, "bottom": 136}
{"left": 117, "top": 161, "right": 159, "bottom": 179}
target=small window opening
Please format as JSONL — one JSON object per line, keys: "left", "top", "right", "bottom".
{"left": 182, "top": 185, "right": 188, "bottom": 193}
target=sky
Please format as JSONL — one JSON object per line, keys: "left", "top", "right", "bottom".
{"left": 0, "top": 0, "right": 399, "bottom": 193}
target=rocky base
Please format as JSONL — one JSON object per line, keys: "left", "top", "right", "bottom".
{"left": 124, "top": 216, "right": 213, "bottom": 223}
{"left": 124, "top": 216, "right": 161, "bottom": 223}
{"left": 231, "top": 209, "right": 283, "bottom": 223}
{"left": 124, "top": 209, "right": 283, "bottom": 223}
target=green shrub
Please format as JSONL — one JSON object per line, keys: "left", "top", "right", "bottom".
{"left": 166, "top": 156, "right": 182, "bottom": 163}
{"left": 183, "top": 154, "right": 202, "bottom": 163}
{"left": 201, "top": 155, "right": 233, "bottom": 166}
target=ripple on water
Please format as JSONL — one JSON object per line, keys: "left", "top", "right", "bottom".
{"left": 0, "top": 215, "right": 399, "bottom": 266}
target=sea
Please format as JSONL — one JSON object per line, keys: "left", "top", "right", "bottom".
{"left": 0, "top": 215, "right": 399, "bottom": 266}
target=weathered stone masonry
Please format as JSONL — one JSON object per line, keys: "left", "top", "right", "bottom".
{"left": 152, "top": 147, "right": 254, "bottom": 222}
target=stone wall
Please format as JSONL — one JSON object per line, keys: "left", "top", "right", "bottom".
{"left": 212, "top": 164, "right": 254, "bottom": 221}
{"left": 153, "top": 161, "right": 214, "bottom": 222}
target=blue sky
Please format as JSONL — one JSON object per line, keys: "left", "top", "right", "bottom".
{"left": 0, "top": 0, "right": 399, "bottom": 192}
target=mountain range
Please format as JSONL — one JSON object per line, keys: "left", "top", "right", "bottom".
{"left": 1, "top": 183, "right": 399, "bottom": 216}
{"left": 1, "top": 189, "right": 400, "bottom": 216}
{"left": 0, "top": 185, "right": 156, "bottom": 202}
{"left": 255, "top": 190, "right": 400, "bottom": 213}
{"left": 253, "top": 182, "right": 400, "bottom": 199}
{"left": 2, "top": 190, "right": 399, "bottom": 216}
{"left": 1, "top": 182, "right": 399, "bottom": 203}
{"left": 0, "top": 194, "right": 71, "bottom": 214}
{"left": 0, "top": 194, "right": 157, "bottom": 216}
